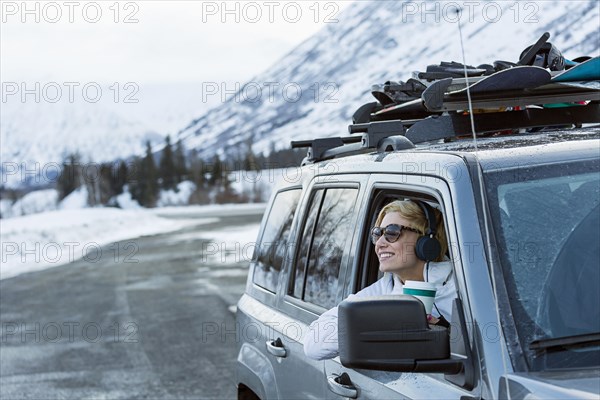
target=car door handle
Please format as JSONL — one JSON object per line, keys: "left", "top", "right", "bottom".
{"left": 265, "top": 337, "right": 287, "bottom": 358}
{"left": 327, "top": 372, "right": 358, "bottom": 398}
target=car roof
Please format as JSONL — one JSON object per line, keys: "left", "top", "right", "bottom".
{"left": 424, "top": 125, "right": 600, "bottom": 170}
{"left": 306, "top": 125, "right": 600, "bottom": 175}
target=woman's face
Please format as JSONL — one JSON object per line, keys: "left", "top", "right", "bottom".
{"left": 375, "top": 211, "right": 424, "bottom": 279}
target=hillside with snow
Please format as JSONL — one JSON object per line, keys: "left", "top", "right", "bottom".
{"left": 0, "top": 83, "right": 218, "bottom": 188}
{"left": 176, "top": 0, "right": 599, "bottom": 158}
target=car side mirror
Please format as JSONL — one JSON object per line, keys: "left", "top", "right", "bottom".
{"left": 338, "top": 295, "right": 463, "bottom": 374}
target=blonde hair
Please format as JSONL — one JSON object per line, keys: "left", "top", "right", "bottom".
{"left": 375, "top": 199, "right": 448, "bottom": 263}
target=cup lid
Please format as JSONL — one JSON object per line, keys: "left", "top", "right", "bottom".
{"left": 403, "top": 280, "right": 436, "bottom": 290}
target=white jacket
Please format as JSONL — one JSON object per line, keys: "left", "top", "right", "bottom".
{"left": 303, "top": 261, "right": 455, "bottom": 361}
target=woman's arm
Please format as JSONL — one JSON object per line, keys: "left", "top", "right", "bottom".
{"left": 303, "top": 274, "right": 393, "bottom": 360}
{"left": 303, "top": 305, "right": 339, "bottom": 360}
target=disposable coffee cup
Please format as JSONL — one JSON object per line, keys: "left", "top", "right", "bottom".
{"left": 403, "top": 280, "right": 437, "bottom": 315}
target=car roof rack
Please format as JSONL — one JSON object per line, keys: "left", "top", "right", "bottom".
{"left": 291, "top": 53, "right": 600, "bottom": 165}
{"left": 291, "top": 120, "right": 416, "bottom": 165}
{"left": 292, "top": 101, "right": 600, "bottom": 165}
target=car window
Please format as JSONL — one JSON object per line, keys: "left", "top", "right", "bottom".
{"left": 485, "top": 159, "right": 600, "bottom": 370}
{"left": 252, "top": 188, "right": 302, "bottom": 293}
{"left": 291, "top": 187, "right": 359, "bottom": 309}
{"left": 360, "top": 193, "right": 447, "bottom": 291}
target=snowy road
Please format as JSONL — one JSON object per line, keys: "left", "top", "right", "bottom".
{"left": 0, "top": 207, "right": 264, "bottom": 399}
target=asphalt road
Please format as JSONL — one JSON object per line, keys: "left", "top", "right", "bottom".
{"left": 0, "top": 209, "right": 264, "bottom": 399}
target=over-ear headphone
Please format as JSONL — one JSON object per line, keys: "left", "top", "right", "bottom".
{"left": 414, "top": 200, "right": 441, "bottom": 262}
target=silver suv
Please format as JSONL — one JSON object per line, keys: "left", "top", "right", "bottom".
{"left": 235, "top": 84, "right": 600, "bottom": 398}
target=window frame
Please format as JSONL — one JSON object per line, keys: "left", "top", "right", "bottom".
{"left": 352, "top": 188, "right": 444, "bottom": 295}
{"left": 279, "top": 178, "right": 366, "bottom": 321}
{"left": 248, "top": 186, "right": 303, "bottom": 305}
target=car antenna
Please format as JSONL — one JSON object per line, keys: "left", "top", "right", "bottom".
{"left": 454, "top": 7, "right": 512, "bottom": 399}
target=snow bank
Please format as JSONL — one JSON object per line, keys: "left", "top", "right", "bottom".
{"left": 0, "top": 208, "right": 207, "bottom": 280}
{"left": 10, "top": 189, "right": 58, "bottom": 216}
{"left": 0, "top": 199, "right": 14, "bottom": 218}
{"left": 157, "top": 181, "right": 196, "bottom": 206}
{"left": 114, "top": 187, "right": 142, "bottom": 209}
{"left": 59, "top": 186, "right": 88, "bottom": 210}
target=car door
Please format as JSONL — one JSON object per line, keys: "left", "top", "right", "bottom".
{"left": 273, "top": 177, "right": 368, "bottom": 399}
{"left": 323, "top": 174, "right": 480, "bottom": 399}
{"left": 237, "top": 187, "right": 313, "bottom": 400}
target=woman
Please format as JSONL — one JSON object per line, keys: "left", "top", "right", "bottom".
{"left": 303, "top": 199, "right": 456, "bottom": 361}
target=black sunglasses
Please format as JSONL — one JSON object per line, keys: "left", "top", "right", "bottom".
{"left": 371, "top": 224, "right": 421, "bottom": 244}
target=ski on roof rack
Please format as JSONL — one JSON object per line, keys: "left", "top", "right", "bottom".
{"left": 371, "top": 66, "right": 600, "bottom": 119}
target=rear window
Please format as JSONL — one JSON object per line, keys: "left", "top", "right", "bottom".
{"left": 252, "top": 188, "right": 302, "bottom": 293}
{"left": 290, "top": 187, "right": 359, "bottom": 309}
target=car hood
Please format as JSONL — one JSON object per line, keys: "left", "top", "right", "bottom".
{"left": 501, "top": 370, "right": 600, "bottom": 399}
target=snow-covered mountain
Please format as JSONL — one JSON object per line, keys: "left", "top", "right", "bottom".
{"left": 0, "top": 82, "right": 216, "bottom": 188}
{"left": 1, "top": 97, "right": 159, "bottom": 163}
{"left": 176, "top": 0, "right": 599, "bottom": 158}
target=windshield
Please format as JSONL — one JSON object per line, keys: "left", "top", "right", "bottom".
{"left": 484, "top": 158, "right": 600, "bottom": 371}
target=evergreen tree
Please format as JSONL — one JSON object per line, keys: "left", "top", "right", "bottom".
{"left": 131, "top": 142, "right": 159, "bottom": 207}
{"left": 173, "top": 139, "right": 188, "bottom": 183}
{"left": 187, "top": 149, "right": 211, "bottom": 205}
{"left": 208, "top": 155, "right": 222, "bottom": 186}
{"left": 129, "top": 156, "right": 142, "bottom": 202}
{"left": 267, "top": 147, "right": 305, "bottom": 168}
{"left": 57, "top": 153, "right": 81, "bottom": 200}
{"left": 113, "top": 161, "right": 128, "bottom": 195}
{"left": 85, "top": 162, "right": 113, "bottom": 206}
{"left": 99, "top": 163, "right": 114, "bottom": 203}
{"left": 159, "top": 135, "right": 177, "bottom": 190}
{"left": 188, "top": 149, "right": 205, "bottom": 187}
{"left": 84, "top": 163, "right": 99, "bottom": 206}
{"left": 243, "top": 139, "right": 259, "bottom": 172}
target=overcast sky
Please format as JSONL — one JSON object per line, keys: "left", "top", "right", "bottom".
{"left": 1, "top": 1, "right": 350, "bottom": 85}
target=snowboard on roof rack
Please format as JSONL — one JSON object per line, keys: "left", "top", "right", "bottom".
{"left": 552, "top": 56, "right": 600, "bottom": 82}
{"left": 372, "top": 62, "right": 598, "bottom": 116}
{"left": 448, "top": 66, "right": 551, "bottom": 95}
{"left": 349, "top": 31, "right": 599, "bottom": 125}
{"left": 421, "top": 65, "right": 554, "bottom": 112}
{"left": 421, "top": 78, "right": 600, "bottom": 113}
